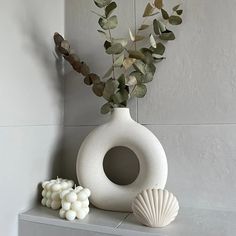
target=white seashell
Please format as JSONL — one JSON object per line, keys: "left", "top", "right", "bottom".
{"left": 132, "top": 189, "right": 179, "bottom": 228}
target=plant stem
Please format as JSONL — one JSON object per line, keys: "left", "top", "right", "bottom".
{"left": 108, "top": 28, "right": 115, "bottom": 79}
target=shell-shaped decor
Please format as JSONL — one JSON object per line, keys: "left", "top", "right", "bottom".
{"left": 132, "top": 189, "right": 179, "bottom": 228}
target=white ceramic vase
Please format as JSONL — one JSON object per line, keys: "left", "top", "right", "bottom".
{"left": 76, "top": 108, "right": 168, "bottom": 212}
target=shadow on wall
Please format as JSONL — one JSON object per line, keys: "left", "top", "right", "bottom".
{"left": 14, "top": 0, "right": 65, "bottom": 198}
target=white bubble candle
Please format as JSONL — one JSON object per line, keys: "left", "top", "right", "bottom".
{"left": 41, "top": 178, "right": 74, "bottom": 210}
{"left": 59, "top": 186, "right": 91, "bottom": 221}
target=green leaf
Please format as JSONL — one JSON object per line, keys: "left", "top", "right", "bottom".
{"left": 128, "top": 50, "right": 146, "bottom": 60}
{"left": 103, "top": 78, "right": 119, "bottom": 100}
{"left": 161, "top": 8, "right": 169, "bottom": 19}
{"left": 114, "top": 54, "right": 124, "bottom": 67}
{"left": 105, "top": 2, "right": 117, "bottom": 17}
{"left": 153, "top": 19, "right": 161, "bottom": 35}
{"left": 92, "top": 82, "right": 105, "bottom": 97}
{"left": 113, "top": 38, "right": 128, "bottom": 47}
{"left": 103, "top": 66, "right": 113, "bottom": 78}
{"left": 131, "top": 84, "right": 147, "bottom": 98}
{"left": 151, "top": 42, "right": 165, "bottom": 55}
{"left": 143, "top": 72, "right": 154, "bottom": 83}
{"left": 98, "top": 15, "right": 118, "bottom": 30}
{"left": 152, "top": 54, "right": 165, "bottom": 61}
{"left": 101, "top": 102, "right": 113, "bottom": 114}
{"left": 173, "top": 4, "right": 180, "bottom": 11}
{"left": 112, "top": 89, "right": 129, "bottom": 104}
{"left": 142, "top": 63, "right": 156, "bottom": 82}
{"left": 134, "top": 35, "right": 145, "bottom": 42}
{"left": 153, "top": 19, "right": 166, "bottom": 35}
{"left": 104, "top": 40, "right": 111, "bottom": 50}
{"left": 106, "top": 43, "right": 124, "bottom": 54}
{"left": 143, "top": 3, "right": 155, "bottom": 17}
{"left": 123, "top": 58, "right": 136, "bottom": 70}
{"left": 84, "top": 73, "right": 100, "bottom": 86}
{"left": 129, "top": 71, "right": 143, "bottom": 83}
{"left": 169, "top": 15, "right": 182, "bottom": 25}
{"left": 145, "top": 63, "right": 156, "bottom": 75}
{"left": 154, "top": 0, "right": 163, "bottom": 9}
{"left": 118, "top": 74, "right": 126, "bottom": 89}
{"left": 94, "top": 0, "right": 112, "bottom": 8}
{"left": 138, "top": 24, "right": 149, "bottom": 30}
{"left": 159, "top": 30, "right": 175, "bottom": 40}
{"left": 176, "top": 9, "right": 183, "bottom": 15}
{"left": 149, "top": 34, "right": 156, "bottom": 48}
{"left": 126, "top": 75, "right": 137, "bottom": 86}
{"left": 140, "top": 48, "right": 154, "bottom": 64}
{"left": 133, "top": 60, "right": 146, "bottom": 74}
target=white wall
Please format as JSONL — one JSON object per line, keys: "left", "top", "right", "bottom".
{"left": 0, "top": 0, "right": 64, "bottom": 235}
{"left": 63, "top": 0, "right": 236, "bottom": 212}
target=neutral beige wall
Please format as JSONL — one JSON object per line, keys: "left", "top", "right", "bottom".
{"left": 0, "top": 0, "right": 64, "bottom": 235}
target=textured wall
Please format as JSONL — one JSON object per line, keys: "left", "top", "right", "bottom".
{"left": 0, "top": 0, "right": 64, "bottom": 235}
{"left": 63, "top": 0, "right": 236, "bottom": 212}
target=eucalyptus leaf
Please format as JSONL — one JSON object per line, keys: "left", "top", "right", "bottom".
{"left": 112, "top": 89, "right": 129, "bottom": 104}
{"left": 176, "top": 9, "right": 183, "bottom": 15}
{"left": 92, "top": 82, "right": 105, "bottom": 97}
{"left": 60, "top": 40, "right": 70, "bottom": 55}
{"left": 154, "top": 0, "right": 163, "bottom": 9}
{"left": 103, "top": 78, "right": 119, "bottom": 100}
{"left": 151, "top": 42, "right": 165, "bottom": 55}
{"left": 134, "top": 35, "right": 145, "bottom": 42}
{"left": 104, "top": 40, "right": 111, "bottom": 50}
{"left": 161, "top": 8, "right": 169, "bottom": 19}
{"left": 173, "top": 4, "right": 180, "bottom": 11}
{"left": 101, "top": 102, "right": 113, "bottom": 114}
{"left": 128, "top": 50, "right": 146, "bottom": 60}
{"left": 143, "top": 72, "right": 154, "bottom": 83}
{"left": 105, "top": 2, "right": 117, "bottom": 17}
{"left": 113, "top": 38, "right": 128, "bottom": 47}
{"left": 143, "top": 3, "right": 155, "bottom": 17}
{"left": 80, "top": 62, "right": 90, "bottom": 76}
{"left": 138, "top": 24, "right": 149, "bottom": 30}
{"left": 114, "top": 54, "right": 124, "bottom": 67}
{"left": 123, "top": 57, "right": 136, "bottom": 70}
{"left": 153, "top": 19, "right": 161, "bottom": 35}
{"left": 106, "top": 43, "right": 124, "bottom": 54}
{"left": 126, "top": 76, "right": 137, "bottom": 86}
{"left": 145, "top": 63, "right": 156, "bottom": 75}
{"left": 169, "top": 15, "right": 182, "bottom": 25}
{"left": 54, "top": 33, "right": 64, "bottom": 46}
{"left": 118, "top": 74, "right": 126, "bottom": 89}
{"left": 131, "top": 84, "right": 147, "bottom": 98}
{"left": 129, "top": 28, "right": 135, "bottom": 41}
{"left": 102, "top": 66, "right": 113, "bottom": 78}
{"left": 149, "top": 34, "right": 156, "bottom": 48}
{"left": 129, "top": 71, "right": 143, "bottom": 83}
{"left": 140, "top": 48, "right": 154, "bottom": 64}
{"left": 99, "top": 15, "right": 118, "bottom": 30}
{"left": 159, "top": 30, "right": 175, "bottom": 40}
{"left": 94, "top": 0, "right": 112, "bottom": 8}
{"left": 133, "top": 60, "right": 146, "bottom": 74}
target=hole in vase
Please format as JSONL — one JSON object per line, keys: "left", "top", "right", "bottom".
{"left": 103, "top": 146, "right": 140, "bottom": 185}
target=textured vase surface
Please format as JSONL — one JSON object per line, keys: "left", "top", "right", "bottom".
{"left": 76, "top": 108, "right": 168, "bottom": 212}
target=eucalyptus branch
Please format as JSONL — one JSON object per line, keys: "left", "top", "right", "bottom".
{"left": 108, "top": 28, "right": 115, "bottom": 79}
{"left": 53, "top": 0, "right": 184, "bottom": 114}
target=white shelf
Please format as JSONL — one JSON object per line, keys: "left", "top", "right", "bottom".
{"left": 19, "top": 206, "right": 236, "bottom": 236}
